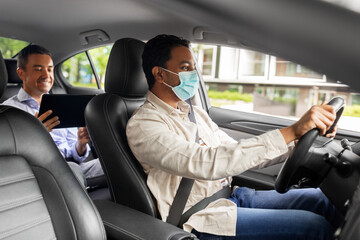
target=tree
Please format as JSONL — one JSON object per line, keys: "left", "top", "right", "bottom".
{"left": 0, "top": 37, "right": 28, "bottom": 58}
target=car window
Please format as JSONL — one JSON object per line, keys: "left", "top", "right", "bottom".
{"left": 0, "top": 37, "right": 29, "bottom": 58}
{"left": 61, "top": 44, "right": 112, "bottom": 89}
{"left": 193, "top": 43, "right": 360, "bottom": 133}
{"left": 61, "top": 52, "right": 97, "bottom": 89}
{"left": 88, "top": 45, "right": 112, "bottom": 89}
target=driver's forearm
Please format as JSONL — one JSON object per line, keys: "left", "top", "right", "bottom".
{"left": 280, "top": 126, "right": 297, "bottom": 144}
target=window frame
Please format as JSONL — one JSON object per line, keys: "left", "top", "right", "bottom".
{"left": 60, "top": 47, "right": 109, "bottom": 90}
{"left": 85, "top": 51, "right": 101, "bottom": 89}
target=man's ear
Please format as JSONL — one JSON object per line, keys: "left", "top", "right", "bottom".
{"left": 152, "top": 66, "right": 164, "bottom": 83}
{"left": 16, "top": 68, "right": 26, "bottom": 82}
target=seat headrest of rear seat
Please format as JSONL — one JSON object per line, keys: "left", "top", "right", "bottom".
{"left": 0, "top": 51, "right": 7, "bottom": 98}
{"left": 5, "top": 59, "right": 22, "bottom": 84}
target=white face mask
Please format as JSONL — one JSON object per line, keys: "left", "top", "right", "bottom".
{"left": 161, "top": 67, "right": 200, "bottom": 101}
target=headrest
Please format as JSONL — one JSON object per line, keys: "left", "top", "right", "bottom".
{"left": 0, "top": 51, "right": 8, "bottom": 98}
{"left": 105, "top": 38, "right": 148, "bottom": 97}
{"left": 5, "top": 59, "right": 22, "bottom": 84}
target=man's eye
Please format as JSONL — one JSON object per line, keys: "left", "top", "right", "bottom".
{"left": 34, "top": 68, "right": 42, "bottom": 71}
{"left": 181, "top": 66, "right": 189, "bottom": 71}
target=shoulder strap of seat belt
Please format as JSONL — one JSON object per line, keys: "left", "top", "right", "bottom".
{"left": 166, "top": 99, "right": 197, "bottom": 226}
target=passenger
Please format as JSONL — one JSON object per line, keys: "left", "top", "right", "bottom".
{"left": 126, "top": 34, "right": 343, "bottom": 239}
{"left": 2, "top": 44, "right": 104, "bottom": 187}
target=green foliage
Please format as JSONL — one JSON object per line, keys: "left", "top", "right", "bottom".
{"left": 343, "top": 105, "right": 360, "bottom": 117}
{"left": 61, "top": 45, "right": 112, "bottom": 89}
{"left": 62, "top": 52, "right": 92, "bottom": 84}
{"left": 0, "top": 37, "right": 29, "bottom": 58}
{"left": 273, "top": 96, "right": 297, "bottom": 105}
{"left": 209, "top": 99, "right": 227, "bottom": 108}
{"left": 89, "top": 45, "right": 112, "bottom": 81}
{"left": 207, "top": 90, "right": 253, "bottom": 102}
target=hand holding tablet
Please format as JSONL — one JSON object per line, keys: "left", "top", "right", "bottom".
{"left": 39, "top": 94, "right": 95, "bottom": 129}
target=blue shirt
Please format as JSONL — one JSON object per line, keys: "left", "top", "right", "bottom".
{"left": 2, "top": 88, "right": 90, "bottom": 163}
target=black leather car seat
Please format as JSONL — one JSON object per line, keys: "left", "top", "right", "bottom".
{"left": 0, "top": 50, "right": 106, "bottom": 240}
{"left": 0, "top": 58, "right": 23, "bottom": 103}
{"left": 0, "top": 51, "right": 8, "bottom": 102}
{"left": 85, "top": 38, "right": 159, "bottom": 217}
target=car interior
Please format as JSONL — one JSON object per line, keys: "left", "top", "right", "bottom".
{"left": 0, "top": 47, "right": 197, "bottom": 240}
{"left": 85, "top": 38, "right": 159, "bottom": 217}
{"left": 0, "top": 53, "right": 106, "bottom": 239}
{"left": 1, "top": 0, "right": 360, "bottom": 239}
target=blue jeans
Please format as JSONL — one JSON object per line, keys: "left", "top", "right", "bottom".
{"left": 192, "top": 187, "right": 343, "bottom": 240}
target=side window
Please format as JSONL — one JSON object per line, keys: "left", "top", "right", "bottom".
{"left": 88, "top": 45, "right": 112, "bottom": 89}
{"left": 194, "top": 44, "right": 360, "bottom": 133}
{"left": 0, "top": 37, "right": 29, "bottom": 58}
{"left": 62, "top": 52, "right": 97, "bottom": 89}
{"left": 61, "top": 45, "right": 112, "bottom": 89}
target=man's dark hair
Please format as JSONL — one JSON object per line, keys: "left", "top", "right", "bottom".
{"left": 142, "top": 34, "right": 190, "bottom": 89}
{"left": 17, "top": 44, "right": 51, "bottom": 70}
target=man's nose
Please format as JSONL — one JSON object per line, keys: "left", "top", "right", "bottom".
{"left": 41, "top": 68, "right": 50, "bottom": 78}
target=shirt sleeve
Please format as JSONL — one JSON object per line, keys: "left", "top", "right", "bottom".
{"left": 127, "top": 110, "right": 289, "bottom": 181}
{"left": 197, "top": 106, "right": 293, "bottom": 169}
{"left": 194, "top": 106, "right": 237, "bottom": 145}
{"left": 51, "top": 128, "right": 90, "bottom": 163}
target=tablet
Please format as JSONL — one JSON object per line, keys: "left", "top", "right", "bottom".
{"left": 39, "top": 94, "right": 95, "bottom": 129}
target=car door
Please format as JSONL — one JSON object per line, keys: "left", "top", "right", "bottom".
{"left": 194, "top": 43, "right": 360, "bottom": 190}
{"left": 54, "top": 45, "right": 112, "bottom": 95}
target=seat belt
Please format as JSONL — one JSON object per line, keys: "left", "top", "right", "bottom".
{"left": 166, "top": 99, "right": 197, "bottom": 226}
{"left": 179, "top": 186, "right": 231, "bottom": 228}
{"left": 166, "top": 99, "right": 231, "bottom": 227}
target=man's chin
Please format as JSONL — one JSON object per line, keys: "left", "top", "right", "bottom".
{"left": 39, "top": 88, "right": 52, "bottom": 94}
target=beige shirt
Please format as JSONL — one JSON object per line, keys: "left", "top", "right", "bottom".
{"left": 126, "top": 91, "right": 289, "bottom": 236}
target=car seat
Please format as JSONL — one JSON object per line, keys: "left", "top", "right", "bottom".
{"left": 85, "top": 38, "right": 159, "bottom": 217}
{"left": 0, "top": 50, "right": 106, "bottom": 239}
{"left": 0, "top": 51, "right": 8, "bottom": 102}
{"left": 0, "top": 58, "right": 22, "bottom": 103}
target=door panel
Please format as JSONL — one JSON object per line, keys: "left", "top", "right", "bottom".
{"left": 209, "top": 107, "right": 294, "bottom": 189}
{"left": 208, "top": 106, "right": 360, "bottom": 190}
{"left": 209, "top": 107, "right": 295, "bottom": 135}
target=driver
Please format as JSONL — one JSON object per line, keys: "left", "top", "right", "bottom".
{"left": 126, "top": 34, "right": 343, "bottom": 239}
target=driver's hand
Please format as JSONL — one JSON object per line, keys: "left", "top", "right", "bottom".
{"left": 280, "top": 104, "right": 336, "bottom": 144}
{"left": 35, "top": 110, "right": 60, "bottom": 132}
{"left": 325, "top": 125, "right": 337, "bottom": 138}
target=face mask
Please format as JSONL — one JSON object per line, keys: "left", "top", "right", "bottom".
{"left": 161, "top": 67, "right": 200, "bottom": 101}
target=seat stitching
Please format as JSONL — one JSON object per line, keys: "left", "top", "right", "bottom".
{"left": 0, "top": 194, "right": 43, "bottom": 212}
{"left": 103, "top": 220, "right": 144, "bottom": 240}
{"left": 0, "top": 173, "right": 35, "bottom": 187}
{"left": 0, "top": 216, "right": 53, "bottom": 239}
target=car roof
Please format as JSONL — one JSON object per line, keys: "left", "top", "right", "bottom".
{"left": 1, "top": 0, "right": 359, "bottom": 92}
{"left": 0, "top": 0, "right": 202, "bottom": 62}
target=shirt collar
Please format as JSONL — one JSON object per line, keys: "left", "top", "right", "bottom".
{"left": 16, "top": 88, "right": 49, "bottom": 110}
{"left": 146, "top": 91, "right": 191, "bottom": 116}
{"left": 17, "top": 88, "right": 35, "bottom": 103}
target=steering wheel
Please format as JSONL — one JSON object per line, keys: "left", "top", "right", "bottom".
{"left": 275, "top": 97, "right": 345, "bottom": 193}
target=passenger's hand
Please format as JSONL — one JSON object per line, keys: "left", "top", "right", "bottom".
{"left": 280, "top": 103, "right": 336, "bottom": 144}
{"left": 35, "top": 110, "right": 60, "bottom": 132}
{"left": 76, "top": 127, "right": 90, "bottom": 156}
